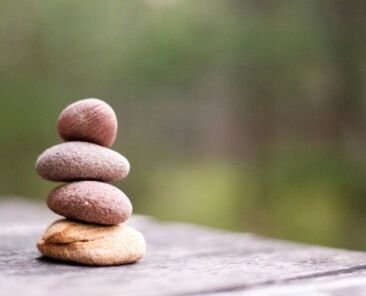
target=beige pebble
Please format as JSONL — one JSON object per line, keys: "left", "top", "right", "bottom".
{"left": 47, "top": 181, "right": 132, "bottom": 225}
{"left": 35, "top": 142, "right": 130, "bottom": 182}
{"left": 37, "top": 219, "right": 146, "bottom": 266}
{"left": 57, "top": 98, "right": 118, "bottom": 147}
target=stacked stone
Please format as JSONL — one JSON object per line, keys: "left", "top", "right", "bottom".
{"left": 35, "top": 98, "right": 146, "bottom": 266}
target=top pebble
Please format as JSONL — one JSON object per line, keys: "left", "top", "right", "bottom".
{"left": 57, "top": 98, "right": 118, "bottom": 147}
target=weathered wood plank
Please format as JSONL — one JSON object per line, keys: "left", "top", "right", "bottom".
{"left": 1, "top": 199, "right": 366, "bottom": 296}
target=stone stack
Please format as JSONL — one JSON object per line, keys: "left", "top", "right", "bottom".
{"left": 36, "top": 98, "right": 146, "bottom": 266}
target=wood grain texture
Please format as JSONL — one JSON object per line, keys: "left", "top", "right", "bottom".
{"left": 1, "top": 199, "right": 366, "bottom": 296}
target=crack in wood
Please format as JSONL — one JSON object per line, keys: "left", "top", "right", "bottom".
{"left": 181, "top": 264, "right": 366, "bottom": 295}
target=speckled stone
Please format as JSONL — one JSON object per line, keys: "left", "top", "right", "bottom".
{"left": 35, "top": 142, "right": 130, "bottom": 182}
{"left": 57, "top": 98, "right": 118, "bottom": 147}
{"left": 47, "top": 181, "right": 132, "bottom": 225}
{"left": 37, "top": 219, "right": 146, "bottom": 266}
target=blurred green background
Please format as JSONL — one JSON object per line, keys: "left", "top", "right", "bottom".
{"left": 0, "top": 0, "right": 365, "bottom": 250}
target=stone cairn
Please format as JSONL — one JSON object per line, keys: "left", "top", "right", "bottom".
{"left": 36, "top": 98, "right": 146, "bottom": 266}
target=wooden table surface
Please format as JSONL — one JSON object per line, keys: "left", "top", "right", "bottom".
{"left": 1, "top": 199, "right": 366, "bottom": 296}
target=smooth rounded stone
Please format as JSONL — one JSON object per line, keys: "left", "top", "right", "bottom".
{"left": 57, "top": 98, "right": 118, "bottom": 147}
{"left": 47, "top": 181, "right": 132, "bottom": 225}
{"left": 37, "top": 219, "right": 146, "bottom": 266}
{"left": 35, "top": 142, "right": 130, "bottom": 182}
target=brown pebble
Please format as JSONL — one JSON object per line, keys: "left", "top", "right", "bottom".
{"left": 37, "top": 219, "right": 146, "bottom": 266}
{"left": 35, "top": 142, "right": 130, "bottom": 182}
{"left": 57, "top": 98, "right": 118, "bottom": 147}
{"left": 47, "top": 181, "right": 132, "bottom": 225}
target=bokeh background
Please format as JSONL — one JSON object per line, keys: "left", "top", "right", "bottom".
{"left": 0, "top": 0, "right": 365, "bottom": 250}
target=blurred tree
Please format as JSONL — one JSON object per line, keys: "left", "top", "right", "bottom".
{"left": 325, "top": 0, "right": 366, "bottom": 154}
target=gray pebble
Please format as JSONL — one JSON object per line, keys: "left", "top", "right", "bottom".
{"left": 35, "top": 142, "right": 130, "bottom": 182}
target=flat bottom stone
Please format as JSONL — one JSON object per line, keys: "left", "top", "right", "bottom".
{"left": 37, "top": 219, "right": 146, "bottom": 266}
